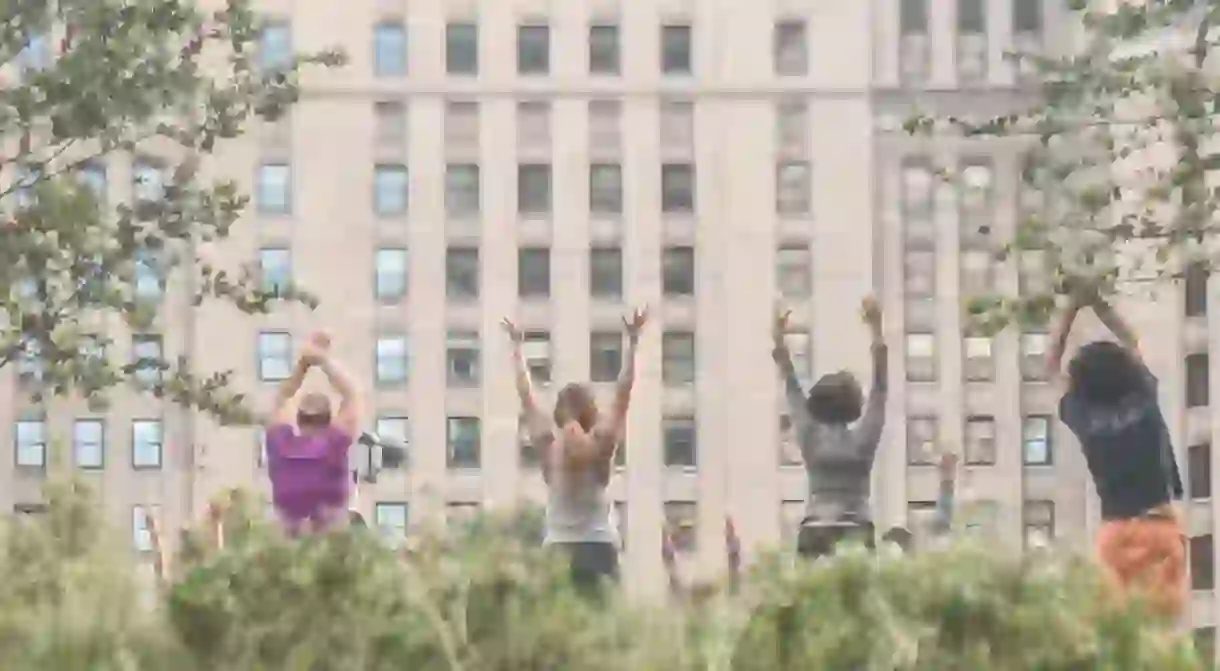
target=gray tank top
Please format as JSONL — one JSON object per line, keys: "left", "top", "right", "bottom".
{"left": 542, "top": 459, "right": 619, "bottom": 546}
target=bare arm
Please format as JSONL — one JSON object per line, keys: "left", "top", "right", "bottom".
{"left": 510, "top": 339, "right": 552, "bottom": 442}
{"left": 1046, "top": 302, "right": 1081, "bottom": 382}
{"left": 269, "top": 357, "right": 310, "bottom": 425}
{"left": 854, "top": 299, "right": 889, "bottom": 454}
{"left": 319, "top": 357, "right": 362, "bottom": 437}
{"left": 1092, "top": 298, "right": 1143, "bottom": 362}
{"left": 606, "top": 333, "right": 640, "bottom": 431}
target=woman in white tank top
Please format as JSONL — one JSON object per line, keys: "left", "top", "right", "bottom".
{"left": 502, "top": 308, "right": 647, "bottom": 595}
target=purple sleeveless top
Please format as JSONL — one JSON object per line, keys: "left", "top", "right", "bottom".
{"left": 265, "top": 424, "right": 352, "bottom": 533}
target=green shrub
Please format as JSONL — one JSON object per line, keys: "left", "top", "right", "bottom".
{"left": 0, "top": 480, "right": 1206, "bottom": 670}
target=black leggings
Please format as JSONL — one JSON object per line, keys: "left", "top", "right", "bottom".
{"left": 555, "top": 542, "right": 620, "bottom": 596}
{"left": 796, "top": 521, "right": 876, "bottom": 559}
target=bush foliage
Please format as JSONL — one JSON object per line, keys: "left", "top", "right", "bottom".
{"left": 0, "top": 480, "right": 1206, "bottom": 670}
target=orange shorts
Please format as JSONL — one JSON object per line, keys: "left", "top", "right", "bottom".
{"left": 1096, "top": 506, "right": 1186, "bottom": 619}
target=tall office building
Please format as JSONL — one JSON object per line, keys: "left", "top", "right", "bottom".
{"left": 0, "top": 0, "right": 1215, "bottom": 649}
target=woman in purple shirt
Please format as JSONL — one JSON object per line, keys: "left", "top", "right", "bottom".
{"left": 263, "top": 331, "right": 363, "bottom": 536}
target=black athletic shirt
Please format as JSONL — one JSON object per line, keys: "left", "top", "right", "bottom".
{"left": 1058, "top": 360, "right": 1183, "bottom": 520}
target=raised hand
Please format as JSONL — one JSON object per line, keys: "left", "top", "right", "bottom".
{"left": 622, "top": 306, "right": 649, "bottom": 338}
{"left": 772, "top": 307, "right": 792, "bottom": 344}
{"left": 860, "top": 296, "right": 882, "bottom": 329}
{"left": 500, "top": 317, "right": 524, "bottom": 343}
{"left": 300, "top": 330, "right": 331, "bottom": 366}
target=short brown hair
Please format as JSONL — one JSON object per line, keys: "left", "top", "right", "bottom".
{"left": 554, "top": 383, "right": 599, "bottom": 430}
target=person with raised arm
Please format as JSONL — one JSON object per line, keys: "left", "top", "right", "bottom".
{"left": 881, "top": 452, "right": 957, "bottom": 553}
{"left": 772, "top": 296, "right": 888, "bottom": 558}
{"left": 263, "top": 331, "right": 364, "bottom": 536}
{"left": 1049, "top": 284, "right": 1185, "bottom": 618}
{"left": 503, "top": 308, "right": 648, "bottom": 594}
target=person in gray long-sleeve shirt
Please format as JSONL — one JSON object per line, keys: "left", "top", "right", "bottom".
{"left": 772, "top": 296, "right": 888, "bottom": 559}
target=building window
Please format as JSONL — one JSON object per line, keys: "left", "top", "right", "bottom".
{"left": 373, "top": 22, "right": 407, "bottom": 76}
{"left": 663, "top": 416, "right": 697, "bottom": 468}
{"left": 1022, "top": 415, "right": 1052, "bottom": 466}
{"left": 589, "top": 247, "right": 622, "bottom": 300}
{"left": 517, "top": 24, "right": 549, "bottom": 74}
{"left": 1187, "top": 353, "right": 1210, "bottom": 408}
{"left": 956, "top": 0, "right": 987, "bottom": 82}
{"left": 259, "top": 20, "right": 293, "bottom": 71}
{"left": 518, "top": 163, "right": 552, "bottom": 214}
{"left": 959, "top": 162, "right": 993, "bottom": 242}
{"left": 660, "top": 24, "right": 692, "bottom": 74}
{"left": 258, "top": 331, "right": 292, "bottom": 382}
{"left": 522, "top": 331, "right": 552, "bottom": 385}
{"left": 517, "top": 101, "right": 551, "bottom": 150}
{"left": 960, "top": 250, "right": 994, "bottom": 296}
{"left": 1023, "top": 500, "right": 1054, "bottom": 548}
{"left": 1020, "top": 332, "right": 1049, "bottom": 381}
{"left": 132, "top": 334, "right": 163, "bottom": 387}
{"left": 445, "top": 163, "right": 481, "bottom": 216}
{"left": 899, "top": 0, "right": 929, "bottom": 83}
{"left": 776, "top": 161, "right": 812, "bottom": 215}
{"left": 664, "top": 502, "right": 698, "bottom": 553}
{"left": 1186, "top": 262, "right": 1209, "bottom": 317}
{"left": 259, "top": 247, "right": 291, "bottom": 293}
{"left": 776, "top": 245, "right": 812, "bottom": 299}
{"left": 14, "top": 419, "right": 46, "bottom": 468}
{"left": 1013, "top": 0, "right": 1042, "bottom": 35}
{"left": 373, "top": 101, "right": 406, "bottom": 146}
{"left": 445, "top": 247, "right": 480, "bottom": 301}
{"left": 375, "top": 248, "right": 408, "bottom": 302}
{"left": 588, "top": 23, "right": 620, "bottom": 74}
{"left": 374, "top": 164, "right": 409, "bottom": 216}
{"left": 906, "top": 416, "right": 938, "bottom": 465}
{"left": 132, "top": 505, "right": 159, "bottom": 553}
{"left": 74, "top": 419, "right": 105, "bottom": 469}
{"left": 962, "top": 335, "right": 994, "bottom": 382}
{"left": 776, "top": 100, "right": 808, "bottom": 156}
{"left": 904, "top": 250, "right": 935, "bottom": 299}
{"left": 590, "top": 332, "right": 623, "bottom": 383}
{"left": 1191, "top": 534, "right": 1215, "bottom": 590}
{"left": 589, "top": 100, "right": 621, "bottom": 152}
{"left": 446, "top": 417, "right": 481, "bottom": 469}
{"left": 662, "top": 331, "right": 696, "bottom": 385}
{"left": 905, "top": 333, "right": 937, "bottom": 382}
{"left": 132, "top": 419, "right": 163, "bottom": 469}
{"left": 446, "top": 331, "right": 481, "bottom": 387}
{"left": 783, "top": 331, "right": 813, "bottom": 385}
{"left": 16, "top": 340, "right": 43, "bottom": 384}
{"left": 257, "top": 163, "right": 291, "bottom": 214}
{"left": 518, "top": 247, "right": 551, "bottom": 299}
{"left": 662, "top": 246, "right": 695, "bottom": 297}
{"left": 374, "top": 502, "right": 409, "bottom": 546}
{"left": 134, "top": 250, "right": 164, "bottom": 301}
{"left": 374, "top": 416, "right": 409, "bottom": 470}
{"left": 964, "top": 415, "right": 996, "bottom": 466}
{"left": 17, "top": 33, "right": 48, "bottom": 71}
{"left": 445, "top": 23, "right": 478, "bottom": 74}
{"left": 1190, "top": 443, "right": 1212, "bottom": 499}
{"left": 376, "top": 335, "right": 408, "bottom": 385}
{"left": 589, "top": 163, "right": 623, "bottom": 214}
{"left": 773, "top": 19, "right": 807, "bottom": 76}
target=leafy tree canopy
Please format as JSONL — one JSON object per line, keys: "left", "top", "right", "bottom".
{"left": 0, "top": 0, "right": 342, "bottom": 422}
{"left": 907, "top": 0, "right": 1220, "bottom": 333}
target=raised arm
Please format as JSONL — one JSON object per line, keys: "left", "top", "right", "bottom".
{"left": 771, "top": 308, "right": 809, "bottom": 419}
{"left": 1046, "top": 299, "right": 1081, "bottom": 382}
{"left": 606, "top": 307, "right": 648, "bottom": 431}
{"left": 854, "top": 296, "right": 889, "bottom": 452}
{"left": 1091, "top": 296, "right": 1143, "bottom": 363}
{"left": 308, "top": 332, "right": 361, "bottom": 437}
{"left": 500, "top": 318, "right": 550, "bottom": 441}
{"left": 269, "top": 355, "right": 312, "bottom": 426}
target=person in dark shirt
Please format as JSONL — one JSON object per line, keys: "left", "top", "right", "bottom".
{"left": 1048, "top": 287, "right": 1185, "bottom": 619}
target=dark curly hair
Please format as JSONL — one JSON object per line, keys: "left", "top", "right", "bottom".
{"left": 805, "top": 371, "right": 864, "bottom": 424}
{"left": 1067, "top": 341, "right": 1147, "bottom": 405}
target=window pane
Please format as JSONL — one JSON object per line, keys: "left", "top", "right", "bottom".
{"left": 374, "top": 23, "right": 407, "bottom": 76}
{"left": 259, "top": 247, "right": 291, "bottom": 293}
{"left": 376, "top": 336, "right": 408, "bottom": 384}
{"left": 964, "top": 416, "right": 996, "bottom": 465}
{"left": 74, "top": 419, "right": 105, "bottom": 469}
{"left": 518, "top": 164, "right": 552, "bottom": 214}
{"left": 132, "top": 420, "right": 162, "bottom": 468}
{"left": 661, "top": 25, "right": 692, "bottom": 74}
{"left": 900, "top": 0, "right": 928, "bottom": 34}
{"left": 662, "top": 246, "right": 695, "bottom": 296}
{"left": 1022, "top": 415, "right": 1052, "bottom": 465}
{"left": 906, "top": 416, "right": 938, "bottom": 465}
{"left": 1191, "top": 535, "right": 1215, "bottom": 590}
{"left": 15, "top": 419, "right": 46, "bottom": 468}
{"left": 375, "top": 248, "right": 408, "bottom": 300}
{"left": 445, "top": 164, "right": 480, "bottom": 215}
{"left": 662, "top": 332, "right": 696, "bottom": 385}
{"left": 374, "top": 502, "right": 409, "bottom": 546}
{"left": 777, "top": 246, "right": 812, "bottom": 298}
{"left": 522, "top": 331, "right": 552, "bottom": 385}
{"left": 589, "top": 163, "right": 623, "bottom": 214}
{"left": 257, "top": 163, "right": 291, "bottom": 214}
{"left": 132, "top": 335, "right": 163, "bottom": 386}
{"left": 132, "top": 505, "right": 158, "bottom": 552}
{"left": 374, "top": 164, "right": 409, "bottom": 215}
{"left": 445, "top": 247, "right": 480, "bottom": 300}
{"left": 589, "top": 24, "right": 620, "bottom": 74}
{"left": 1187, "top": 353, "right": 1210, "bottom": 408}
{"left": 773, "top": 20, "right": 808, "bottom": 76}
{"left": 517, "top": 25, "right": 550, "bottom": 74}
{"left": 447, "top": 417, "right": 481, "bottom": 468}
{"left": 258, "top": 332, "right": 292, "bottom": 381}
{"left": 260, "top": 22, "right": 293, "bottom": 70}
{"left": 662, "top": 417, "right": 697, "bottom": 467}
{"left": 518, "top": 247, "right": 551, "bottom": 298}
{"left": 663, "top": 501, "right": 698, "bottom": 552}
{"left": 1013, "top": 0, "right": 1042, "bottom": 34}
{"left": 905, "top": 333, "right": 937, "bottom": 382}
{"left": 1189, "top": 443, "right": 1212, "bottom": 499}
{"left": 446, "top": 331, "right": 481, "bottom": 387}
{"left": 590, "top": 332, "right": 623, "bottom": 382}
{"left": 446, "top": 23, "right": 478, "bottom": 74}
{"left": 661, "top": 163, "right": 695, "bottom": 212}
{"left": 590, "top": 247, "right": 623, "bottom": 299}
